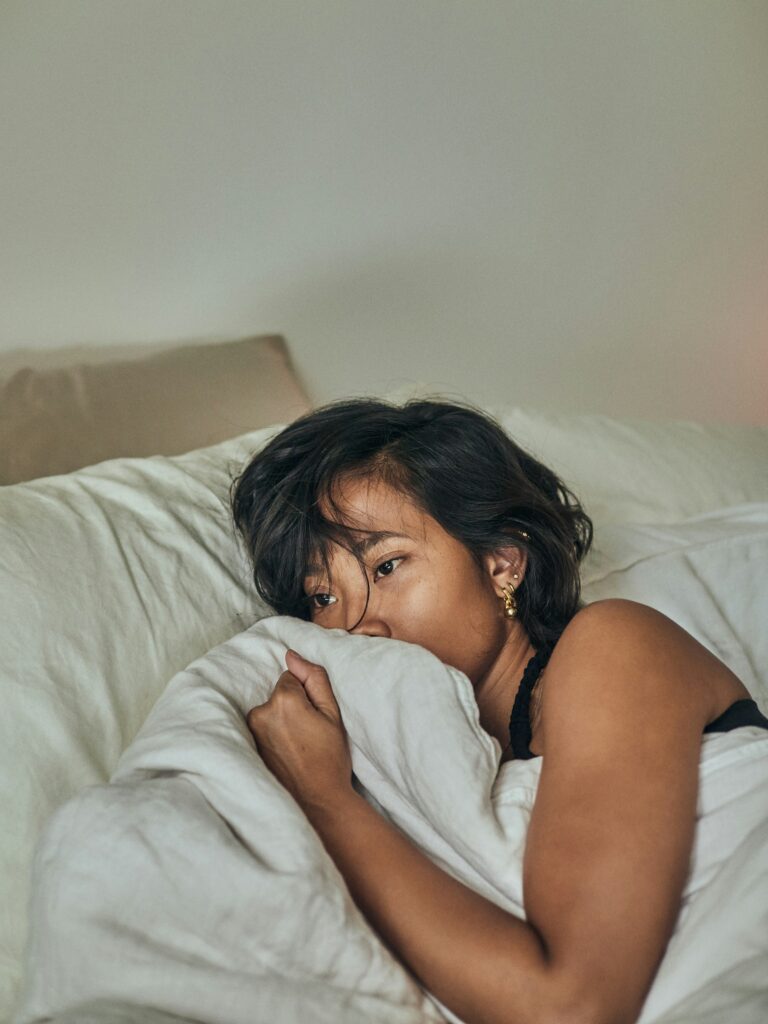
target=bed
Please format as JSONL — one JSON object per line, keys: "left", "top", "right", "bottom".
{"left": 2, "top": 354, "right": 767, "bottom": 1023}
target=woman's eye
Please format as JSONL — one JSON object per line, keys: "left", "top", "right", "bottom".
{"left": 373, "top": 556, "right": 404, "bottom": 580}
{"left": 308, "top": 557, "right": 404, "bottom": 613}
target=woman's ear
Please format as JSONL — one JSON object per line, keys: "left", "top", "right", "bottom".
{"left": 482, "top": 545, "right": 527, "bottom": 595}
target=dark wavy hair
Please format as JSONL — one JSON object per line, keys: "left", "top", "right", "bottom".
{"left": 229, "top": 396, "right": 593, "bottom": 649}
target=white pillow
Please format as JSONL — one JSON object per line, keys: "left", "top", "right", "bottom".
{"left": 491, "top": 405, "right": 768, "bottom": 527}
{"left": 581, "top": 504, "right": 768, "bottom": 713}
{"left": 0, "top": 430, "right": 274, "bottom": 1019}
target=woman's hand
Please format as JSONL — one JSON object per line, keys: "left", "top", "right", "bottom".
{"left": 246, "top": 649, "right": 353, "bottom": 814}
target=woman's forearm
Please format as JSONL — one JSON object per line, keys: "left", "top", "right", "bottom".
{"left": 303, "top": 789, "right": 575, "bottom": 1024}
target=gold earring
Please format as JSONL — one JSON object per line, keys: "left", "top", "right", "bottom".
{"left": 502, "top": 582, "right": 517, "bottom": 619}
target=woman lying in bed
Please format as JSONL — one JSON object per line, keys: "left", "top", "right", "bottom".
{"left": 229, "top": 397, "right": 768, "bottom": 1024}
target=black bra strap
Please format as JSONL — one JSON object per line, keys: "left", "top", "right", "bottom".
{"left": 508, "top": 642, "right": 555, "bottom": 759}
{"left": 703, "top": 698, "right": 768, "bottom": 733}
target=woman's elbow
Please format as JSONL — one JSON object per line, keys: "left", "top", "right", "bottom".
{"left": 542, "top": 974, "right": 643, "bottom": 1024}
{"left": 544, "top": 1005, "right": 638, "bottom": 1024}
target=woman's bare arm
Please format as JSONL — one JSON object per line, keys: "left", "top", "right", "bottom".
{"left": 306, "top": 598, "right": 709, "bottom": 1024}
{"left": 304, "top": 790, "right": 578, "bottom": 1024}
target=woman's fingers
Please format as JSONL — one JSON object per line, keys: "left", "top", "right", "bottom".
{"left": 285, "top": 651, "right": 341, "bottom": 719}
{"left": 247, "top": 652, "right": 341, "bottom": 734}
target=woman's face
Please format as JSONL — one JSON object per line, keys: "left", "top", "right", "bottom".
{"left": 303, "top": 475, "right": 525, "bottom": 688}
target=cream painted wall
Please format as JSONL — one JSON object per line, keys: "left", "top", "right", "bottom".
{"left": 1, "top": 1, "right": 766, "bottom": 423}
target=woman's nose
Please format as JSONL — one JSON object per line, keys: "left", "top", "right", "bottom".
{"left": 347, "top": 601, "right": 391, "bottom": 638}
{"left": 349, "top": 619, "right": 391, "bottom": 638}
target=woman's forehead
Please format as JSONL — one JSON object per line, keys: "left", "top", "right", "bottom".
{"left": 319, "top": 475, "right": 428, "bottom": 535}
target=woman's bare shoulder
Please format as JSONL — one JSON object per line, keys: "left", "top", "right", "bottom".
{"left": 564, "top": 597, "right": 687, "bottom": 637}
{"left": 529, "top": 599, "right": 749, "bottom": 756}
{"left": 558, "top": 598, "right": 736, "bottom": 675}
{"left": 552, "top": 598, "right": 703, "bottom": 672}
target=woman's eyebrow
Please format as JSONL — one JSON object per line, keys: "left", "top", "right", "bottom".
{"left": 305, "top": 531, "right": 412, "bottom": 577}
{"left": 353, "top": 530, "right": 412, "bottom": 557}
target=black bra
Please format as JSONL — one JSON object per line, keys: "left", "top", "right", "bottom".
{"left": 508, "top": 642, "right": 768, "bottom": 761}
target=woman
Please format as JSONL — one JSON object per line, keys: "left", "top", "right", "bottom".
{"left": 230, "top": 397, "right": 768, "bottom": 1024}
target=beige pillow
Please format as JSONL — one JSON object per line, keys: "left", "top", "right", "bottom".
{"left": 0, "top": 334, "right": 311, "bottom": 484}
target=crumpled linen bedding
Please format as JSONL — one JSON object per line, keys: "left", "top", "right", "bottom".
{"left": 14, "top": 599, "right": 768, "bottom": 1024}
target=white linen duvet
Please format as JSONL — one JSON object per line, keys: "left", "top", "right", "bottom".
{"left": 14, "top": 535, "right": 768, "bottom": 1024}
